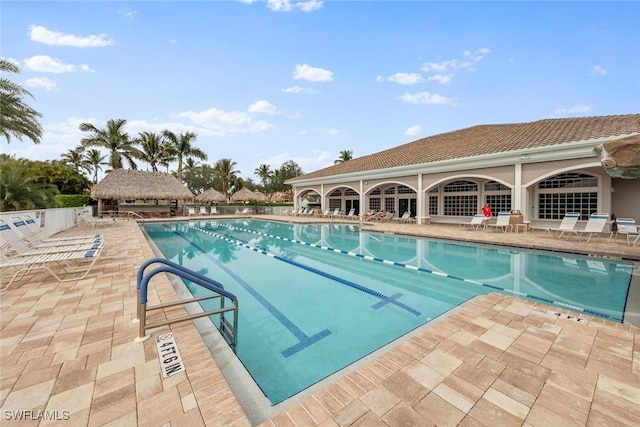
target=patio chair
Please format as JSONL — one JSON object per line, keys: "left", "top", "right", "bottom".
{"left": 485, "top": 212, "right": 512, "bottom": 232}
{"left": 342, "top": 209, "right": 356, "bottom": 220}
{"left": 393, "top": 211, "right": 412, "bottom": 223}
{"left": 543, "top": 212, "right": 580, "bottom": 237}
{"left": 0, "top": 247, "right": 103, "bottom": 292}
{"left": 199, "top": 206, "right": 208, "bottom": 216}
{"left": 210, "top": 206, "right": 219, "bottom": 215}
{"left": 459, "top": 215, "right": 486, "bottom": 230}
{"left": 187, "top": 207, "right": 198, "bottom": 216}
{"left": 608, "top": 218, "right": 639, "bottom": 245}
{"left": 7, "top": 219, "right": 102, "bottom": 248}
{"left": 1, "top": 223, "right": 104, "bottom": 258}
{"left": 321, "top": 209, "right": 331, "bottom": 217}
{"left": 235, "top": 208, "right": 251, "bottom": 215}
{"left": 560, "top": 213, "right": 611, "bottom": 242}
{"left": 329, "top": 208, "right": 341, "bottom": 219}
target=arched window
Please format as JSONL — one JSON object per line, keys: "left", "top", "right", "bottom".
{"left": 538, "top": 173, "right": 598, "bottom": 219}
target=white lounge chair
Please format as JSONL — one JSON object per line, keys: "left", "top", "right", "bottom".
{"left": 608, "top": 218, "right": 639, "bottom": 245}
{"left": 460, "top": 215, "right": 486, "bottom": 230}
{"left": 187, "top": 207, "right": 197, "bottom": 216}
{"left": 236, "top": 208, "right": 251, "bottom": 215}
{"left": 560, "top": 213, "right": 610, "bottom": 242}
{"left": 1, "top": 222, "right": 104, "bottom": 257}
{"left": 210, "top": 207, "right": 219, "bottom": 215}
{"left": 0, "top": 247, "right": 103, "bottom": 292}
{"left": 485, "top": 212, "right": 512, "bottom": 232}
{"left": 543, "top": 212, "right": 580, "bottom": 237}
{"left": 6, "top": 219, "right": 102, "bottom": 248}
{"left": 199, "top": 206, "right": 208, "bottom": 216}
{"left": 342, "top": 209, "right": 356, "bottom": 220}
{"left": 393, "top": 211, "right": 412, "bottom": 223}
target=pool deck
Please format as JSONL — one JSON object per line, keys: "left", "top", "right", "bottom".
{"left": 1, "top": 215, "right": 638, "bottom": 426}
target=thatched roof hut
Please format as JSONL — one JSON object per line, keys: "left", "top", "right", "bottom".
{"left": 196, "top": 188, "right": 227, "bottom": 203}
{"left": 91, "top": 170, "right": 194, "bottom": 200}
{"left": 230, "top": 187, "right": 261, "bottom": 202}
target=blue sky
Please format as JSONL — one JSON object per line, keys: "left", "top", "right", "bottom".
{"left": 2, "top": 0, "right": 639, "bottom": 183}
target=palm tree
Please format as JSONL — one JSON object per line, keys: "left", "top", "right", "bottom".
{"left": 162, "top": 130, "right": 206, "bottom": 181}
{"left": 60, "top": 147, "right": 85, "bottom": 172}
{"left": 254, "top": 164, "right": 273, "bottom": 188}
{"left": 334, "top": 150, "right": 353, "bottom": 164}
{"left": 136, "top": 131, "right": 170, "bottom": 172}
{"left": 213, "top": 158, "right": 240, "bottom": 198}
{"left": 84, "top": 149, "right": 108, "bottom": 183}
{"left": 0, "top": 164, "right": 55, "bottom": 210}
{"left": 0, "top": 59, "right": 43, "bottom": 144}
{"left": 79, "top": 118, "right": 141, "bottom": 170}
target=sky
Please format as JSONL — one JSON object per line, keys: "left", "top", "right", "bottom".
{"left": 2, "top": 0, "right": 639, "bottom": 184}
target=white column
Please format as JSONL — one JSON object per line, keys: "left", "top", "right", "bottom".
{"left": 417, "top": 173, "right": 423, "bottom": 225}
{"left": 514, "top": 163, "right": 523, "bottom": 211}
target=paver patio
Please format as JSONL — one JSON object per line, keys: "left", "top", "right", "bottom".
{"left": 1, "top": 216, "right": 638, "bottom": 426}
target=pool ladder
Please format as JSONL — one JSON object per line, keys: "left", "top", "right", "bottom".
{"left": 134, "top": 257, "right": 238, "bottom": 349}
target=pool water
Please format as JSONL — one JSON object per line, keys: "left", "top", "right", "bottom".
{"left": 143, "top": 219, "right": 634, "bottom": 404}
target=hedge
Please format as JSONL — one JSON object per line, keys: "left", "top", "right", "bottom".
{"left": 54, "top": 194, "right": 92, "bottom": 208}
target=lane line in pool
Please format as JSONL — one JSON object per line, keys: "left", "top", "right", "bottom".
{"left": 208, "top": 221, "right": 612, "bottom": 320}
{"left": 190, "top": 224, "right": 422, "bottom": 317}
{"left": 169, "top": 227, "right": 331, "bottom": 357}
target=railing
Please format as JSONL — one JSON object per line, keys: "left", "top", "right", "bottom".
{"left": 134, "top": 257, "right": 238, "bottom": 348}
{"left": 127, "top": 211, "right": 145, "bottom": 223}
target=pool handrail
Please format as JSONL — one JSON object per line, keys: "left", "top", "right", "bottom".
{"left": 135, "top": 257, "right": 238, "bottom": 347}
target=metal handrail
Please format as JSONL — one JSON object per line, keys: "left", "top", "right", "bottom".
{"left": 127, "top": 211, "right": 145, "bottom": 223}
{"left": 134, "top": 257, "right": 238, "bottom": 347}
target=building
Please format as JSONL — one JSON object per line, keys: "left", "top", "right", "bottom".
{"left": 286, "top": 114, "right": 640, "bottom": 226}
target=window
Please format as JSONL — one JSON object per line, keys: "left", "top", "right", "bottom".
{"left": 538, "top": 173, "right": 598, "bottom": 219}
{"left": 370, "top": 188, "right": 381, "bottom": 195}
{"left": 329, "top": 189, "right": 342, "bottom": 197}
{"left": 384, "top": 187, "right": 396, "bottom": 195}
{"left": 369, "top": 198, "right": 381, "bottom": 211}
{"left": 428, "top": 195, "right": 438, "bottom": 215}
{"left": 444, "top": 195, "right": 477, "bottom": 216}
{"left": 329, "top": 199, "right": 342, "bottom": 210}
{"left": 384, "top": 197, "right": 395, "bottom": 212}
{"left": 345, "top": 189, "right": 358, "bottom": 196}
{"left": 484, "top": 181, "right": 511, "bottom": 215}
{"left": 397, "top": 185, "right": 415, "bottom": 194}
{"left": 444, "top": 180, "right": 478, "bottom": 193}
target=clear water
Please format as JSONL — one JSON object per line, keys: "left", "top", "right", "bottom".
{"left": 142, "top": 219, "right": 634, "bottom": 404}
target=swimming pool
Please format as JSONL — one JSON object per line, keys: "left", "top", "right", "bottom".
{"left": 142, "top": 219, "right": 634, "bottom": 405}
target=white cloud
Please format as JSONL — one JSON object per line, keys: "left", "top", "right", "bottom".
{"left": 378, "top": 72, "right": 423, "bottom": 85}
{"left": 404, "top": 125, "right": 422, "bottom": 136}
{"left": 169, "top": 39, "right": 178, "bottom": 45}
{"left": 249, "top": 100, "right": 278, "bottom": 115}
{"left": 420, "top": 48, "right": 490, "bottom": 84}
{"left": 399, "top": 91, "right": 456, "bottom": 106}
{"left": 175, "top": 107, "right": 274, "bottom": 136}
{"left": 28, "top": 24, "right": 114, "bottom": 47}
{"left": 265, "top": 0, "right": 323, "bottom": 12}
{"left": 119, "top": 8, "right": 137, "bottom": 18}
{"left": 591, "top": 65, "right": 607, "bottom": 76}
{"left": 294, "top": 64, "right": 334, "bottom": 82}
{"left": 553, "top": 105, "right": 592, "bottom": 115}
{"left": 23, "top": 55, "right": 91, "bottom": 74}
{"left": 427, "top": 74, "right": 451, "bottom": 84}
{"left": 25, "top": 77, "right": 57, "bottom": 91}
{"left": 282, "top": 86, "right": 318, "bottom": 94}
{"left": 262, "top": 149, "right": 332, "bottom": 171}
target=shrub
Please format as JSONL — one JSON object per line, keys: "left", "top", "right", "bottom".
{"left": 54, "top": 194, "right": 92, "bottom": 208}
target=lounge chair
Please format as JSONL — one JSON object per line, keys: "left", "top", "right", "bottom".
{"left": 1, "top": 222, "right": 104, "bottom": 258}
{"left": 543, "top": 212, "right": 580, "bottom": 237}
{"left": 321, "top": 209, "right": 331, "bottom": 218}
{"left": 329, "top": 208, "right": 341, "bottom": 218}
{"left": 392, "top": 211, "right": 414, "bottom": 224}
{"left": 459, "top": 215, "right": 486, "bottom": 230}
{"left": 6, "top": 219, "right": 102, "bottom": 248}
{"left": 236, "top": 208, "right": 251, "bottom": 215}
{"left": 199, "top": 206, "right": 208, "bottom": 216}
{"left": 608, "top": 218, "right": 639, "bottom": 245}
{"left": 210, "top": 207, "right": 219, "bottom": 215}
{"left": 342, "top": 209, "right": 356, "bottom": 220}
{"left": 20, "top": 215, "right": 103, "bottom": 242}
{"left": 0, "top": 247, "right": 103, "bottom": 292}
{"left": 560, "top": 213, "right": 611, "bottom": 242}
{"left": 187, "top": 207, "right": 198, "bottom": 216}
{"left": 485, "top": 212, "right": 512, "bottom": 232}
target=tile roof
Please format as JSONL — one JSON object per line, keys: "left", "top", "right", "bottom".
{"left": 289, "top": 114, "right": 640, "bottom": 182}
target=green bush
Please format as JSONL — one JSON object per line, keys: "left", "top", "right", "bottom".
{"left": 54, "top": 194, "right": 92, "bottom": 208}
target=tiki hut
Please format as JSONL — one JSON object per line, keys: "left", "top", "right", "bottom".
{"left": 91, "top": 169, "right": 194, "bottom": 217}
{"left": 230, "top": 187, "right": 262, "bottom": 203}
{"left": 195, "top": 188, "right": 227, "bottom": 204}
